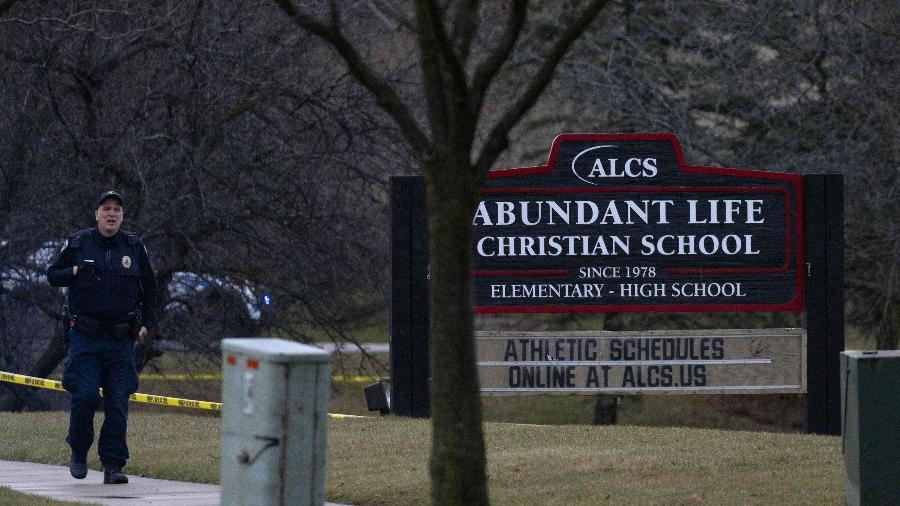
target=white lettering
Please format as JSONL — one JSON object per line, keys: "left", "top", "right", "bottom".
{"left": 497, "top": 202, "right": 515, "bottom": 226}
{"left": 473, "top": 201, "right": 492, "bottom": 225}
{"left": 577, "top": 201, "right": 599, "bottom": 224}
{"left": 477, "top": 237, "right": 494, "bottom": 256}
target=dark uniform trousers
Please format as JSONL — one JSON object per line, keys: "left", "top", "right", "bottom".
{"left": 62, "top": 328, "right": 139, "bottom": 468}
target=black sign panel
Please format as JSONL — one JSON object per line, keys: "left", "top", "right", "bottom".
{"left": 473, "top": 133, "right": 804, "bottom": 313}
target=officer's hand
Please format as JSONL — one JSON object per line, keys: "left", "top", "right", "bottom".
{"left": 137, "top": 326, "right": 149, "bottom": 344}
{"left": 76, "top": 260, "right": 97, "bottom": 276}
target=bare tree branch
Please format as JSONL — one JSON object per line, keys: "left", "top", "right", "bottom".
{"left": 274, "top": 0, "right": 430, "bottom": 156}
{"left": 469, "top": 0, "right": 526, "bottom": 117}
{"left": 449, "top": 0, "right": 478, "bottom": 61}
{"left": 0, "top": 0, "right": 18, "bottom": 18}
{"left": 413, "top": 0, "right": 451, "bottom": 142}
{"left": 475, "top": 0, "right": 610, "bottom": 177}
{"left": 417, "top": 0, "right": 469, "bottom": 111}
{"left": 367, "top": 0, "right": 412, "bottom": 31}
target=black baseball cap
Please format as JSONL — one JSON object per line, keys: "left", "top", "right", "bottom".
{"left": 97, "top": 190, "right": 124, "bottom": 208}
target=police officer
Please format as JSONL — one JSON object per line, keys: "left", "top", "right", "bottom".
{"left": 47, "top": 190, "right": 157, "bottom": 484}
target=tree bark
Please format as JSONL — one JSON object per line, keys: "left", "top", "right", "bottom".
{"left": 593, "top": 313, "right": 623, "bottom": 425}
{"left": 424, "top": 158, "right": 488, "bottom": 504}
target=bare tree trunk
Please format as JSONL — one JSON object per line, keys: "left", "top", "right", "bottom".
{"left": 425, "top": 160, "right": 488, "bottom": 504}
{"left": 593, "top": 313, "right": 623, "bottom": 425}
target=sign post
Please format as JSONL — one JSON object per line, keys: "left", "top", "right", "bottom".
{"left": 389, "top": 176, "right": 430, "bottom": 418}
{"left": 803, "top": 174, "right": 844, "bottom": 435}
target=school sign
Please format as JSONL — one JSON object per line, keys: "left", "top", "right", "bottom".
{"left": 473, "top": 133, "right": 804, "bottom": 313}
{"left": 476, "top": 329, "right": 806, "bottom": 395}
{"left": 389, "top": 132, "right": 842, "bottom": 434}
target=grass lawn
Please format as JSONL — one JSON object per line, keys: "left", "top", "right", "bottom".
{"left": 0, "top": 487, "right": 94, "bottom": 506}
{"left": 0, "top": 411, "right": 843, "bottom": 505}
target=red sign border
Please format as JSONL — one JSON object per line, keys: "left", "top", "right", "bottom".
{"left": 474, "top": 132, "right": 805, "bottom": 313}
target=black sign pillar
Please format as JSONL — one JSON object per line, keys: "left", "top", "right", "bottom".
{"left": 803, "top": 173, "right": 844, "bottom": 435}
{"left": 389, "top": 176, "right": 430, "bottom": 417}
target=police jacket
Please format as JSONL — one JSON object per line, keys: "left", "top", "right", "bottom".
{"left": 47, "top": 228, "right": 157, "bottom": 331}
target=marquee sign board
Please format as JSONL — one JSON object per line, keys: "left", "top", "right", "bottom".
{"left": 477, "top": 329, "right": 806, "bottom": 395}
{"left": 473, "top": 133, "right": 804, "bottom": 313}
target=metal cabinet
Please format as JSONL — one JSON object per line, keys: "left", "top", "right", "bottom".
{"left": 841, "top": 350, "right": 900, "bottom": 506}
{"left": 221, "top": 338, "right": 331, "bottom": 506}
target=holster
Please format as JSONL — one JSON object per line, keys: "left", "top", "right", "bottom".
{"left": 61, "top": 305, "right": 75, "bottom": 344}
{"left": 128, "top": 309, "right": 142, "bottom": 338}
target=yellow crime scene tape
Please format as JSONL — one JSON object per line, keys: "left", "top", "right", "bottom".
{"left": 0, "top": 370, "right": 366, "bottom": 419}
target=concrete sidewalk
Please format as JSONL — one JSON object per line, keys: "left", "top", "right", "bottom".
{"left": 0, "top": 460, "right": 348, "bottom": 505}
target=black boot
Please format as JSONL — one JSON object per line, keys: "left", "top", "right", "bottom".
{"left": 69, "top": 455, "right": 87, "bottom": 480}
{"left": 103, "top": 467, "right": 128, "bottom": 484}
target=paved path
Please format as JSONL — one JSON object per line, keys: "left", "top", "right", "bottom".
{"left": 0, "top": 460, "right": 349, "bottom": 505}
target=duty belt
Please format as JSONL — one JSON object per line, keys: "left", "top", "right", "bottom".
{"left": 74, "top": 314, "right": 136, "bottom": 340}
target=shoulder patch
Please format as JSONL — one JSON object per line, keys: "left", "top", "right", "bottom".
{"left": 70, "top": 232, "right": 86, "bottom": 248}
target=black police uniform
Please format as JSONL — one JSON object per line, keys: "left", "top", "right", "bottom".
{"left": 47, "top": 227, "right": 157, "bottom": 473}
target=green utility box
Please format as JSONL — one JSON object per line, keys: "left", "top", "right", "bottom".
{"left": 840, "top": 350, "right": 900, "bottom": 506}
{"left": 220, "top": 338, "right": 331, "bottom": 506}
